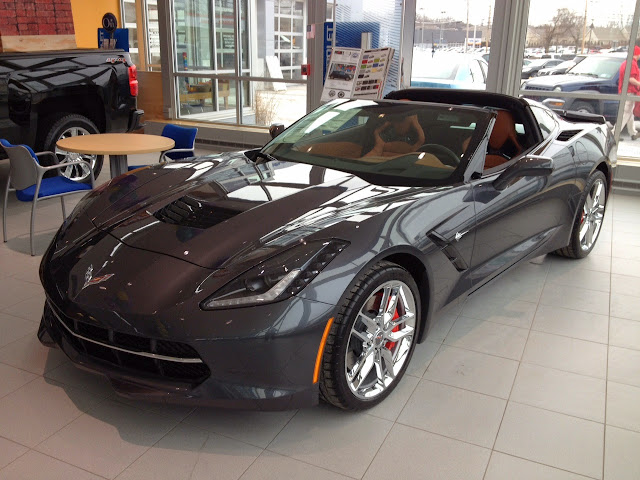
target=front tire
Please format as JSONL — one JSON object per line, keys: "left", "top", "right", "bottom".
{"left": 571, "top": 101, "right": 596, "bottom": 115}
{"left": 319, "top": 261, "right": 420, "bottom": 410}
{"left": 41, "top": 113, "right": 104, "bottom": 182}
{"left": 554, "top": 170, "right": 607, "bottom": 259}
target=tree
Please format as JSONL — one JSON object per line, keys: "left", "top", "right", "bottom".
{"left": 555, "top": 8, "right": 582, "bottom": 52}
{"left": 539, "top": 8, "right": 582, "bottom": 53}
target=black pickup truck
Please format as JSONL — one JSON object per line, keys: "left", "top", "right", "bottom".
{"left": 0, "top": 49, "right": 143, "bottom": 181}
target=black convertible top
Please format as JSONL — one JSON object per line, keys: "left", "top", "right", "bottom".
{"left": 385, "top": 88, "right": 528, "bottom": 112}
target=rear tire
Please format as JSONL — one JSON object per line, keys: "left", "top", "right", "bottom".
{"left": 40, "top": 113, "right": 103, "bottom": 182}
{"left": 319, "top": 261, "right": 420, "bottom": 410}
{"left": 554, "top": 170, "right": 607, "bottom": 259}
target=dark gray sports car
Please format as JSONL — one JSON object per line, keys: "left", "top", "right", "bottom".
{"left": 38, "top": 89, "right": 615, "bottom": 410}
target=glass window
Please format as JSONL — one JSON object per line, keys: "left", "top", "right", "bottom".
{"left": 530, "top": 104, "right": 557, "bottom": 139}
{"left": 172, "top": 0, "right": 307, "bottom": 127}
{"left": 241, "top": 80, "right": 306, "bottom": 127}
{"left": 413, "top": 1, "right": 495, "bottom": 91}
{"left": 520, "top": 1, "right": 635, "bottom": 127}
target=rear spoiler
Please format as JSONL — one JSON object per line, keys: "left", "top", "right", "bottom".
{"left": 552, "top": 109, "right": 605, "bottom": 125}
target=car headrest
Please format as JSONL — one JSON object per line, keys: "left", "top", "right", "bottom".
{"left": 489, "top": 110, "right": 520, "bottom": 150}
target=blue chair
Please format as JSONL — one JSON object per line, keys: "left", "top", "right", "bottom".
{"left": 128, "top": 124, "right": 198, "bottom": 171}
{"left": 1, "top": 139, "right": 94, "bottom": 255}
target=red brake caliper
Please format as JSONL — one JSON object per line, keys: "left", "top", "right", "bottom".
{"left": 385, "top": 303, "right": 401, "bottom": 351}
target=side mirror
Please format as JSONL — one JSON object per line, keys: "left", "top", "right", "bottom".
{"left": 269, "top": 123, "right": 285, "bottom": 139}
{"left": 493, "top": 155, "right": 554, "bottom": 191}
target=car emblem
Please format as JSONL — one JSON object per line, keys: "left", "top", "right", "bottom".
{"left": 84, "top": 265, "right": 93, "bottom": 286}
{"left": 83, "top": 264, "right": 114, "bottom": 290}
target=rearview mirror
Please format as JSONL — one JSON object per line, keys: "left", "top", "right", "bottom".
{"left": 269, "top": 123, "right": 285, "bottom": 139}
{"left": 493, "top": 155, "right": 554, "bottom": 191}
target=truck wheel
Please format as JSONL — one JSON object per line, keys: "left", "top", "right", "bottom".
{"left": 41, "top": 113, "right": 103, "bottom": 182}
{"left": 571, "top": 101, "right": 596, "bottom": 115}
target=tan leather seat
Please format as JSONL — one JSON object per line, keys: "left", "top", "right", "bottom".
{"left": 484, "top": 110, "right": 522, "bottom": 170}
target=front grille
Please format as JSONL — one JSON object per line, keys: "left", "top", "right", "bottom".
{"left": 45, "top": 303, "right": 210, "bottom": 384}
{"left": 523, "top": 85, "right": 553, "bottom": 91}
{"left": 155, "top": 196, "right": 238, "bottom": 229}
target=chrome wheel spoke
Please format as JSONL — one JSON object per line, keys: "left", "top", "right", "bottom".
{"left": 377, "top": 286, "right": 392, "bottom": 317}
{"left": 349, "top": 347, "right": 375, "bottom": 389}
{"left": 579, "top": 178, "right": 606, "bottom": 251}
{"left": 380, "top": 348, "right": 396, "bottom": 380}
{"left": 385, "top": 325, "right": 414, "bottom": 343}
{"left": 358, "top": 313, "right": 377, "bottom": 333}
{"left": 374, "top": 353, "right": 385, "bottom": 383}
{"left": 351, "top": 329, "right": 371, "bottom": 345}
{"left": 345, "top": 279, "right": 417, "bottom": 399}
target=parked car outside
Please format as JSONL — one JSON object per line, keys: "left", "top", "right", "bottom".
{"left": 522, "top": 54, "right": 625, "bottom": 122}
{"left": 537, "top": 55, "right": 587, "bottom": 76}
{"left": 411, "top": 53, "right": 487, "bottom": 89}
{"left": 521, "top": 58, "right": 564, "bottom": 79}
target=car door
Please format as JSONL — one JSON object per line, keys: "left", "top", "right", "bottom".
{"left": 467, "top": 108, "right": 576, "bottom": 288}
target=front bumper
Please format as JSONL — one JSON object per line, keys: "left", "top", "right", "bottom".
{"left": 39, "top": 296, "right": 334, "bottom": 410}
{"left": 127, "top": 108, "right": 145, "bottom": 132}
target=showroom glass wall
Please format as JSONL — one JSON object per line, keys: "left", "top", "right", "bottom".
{"left": 121, "top": 0, "right": 161, "bottom": 70}
{"left": 518, "top": 0, "right": 640, "bottom": 161}
{"left": 169, "top": 0, "right": 308, "bottom": 126}
{"left": 412, "top": 0, "right": 495, "bottom": 91}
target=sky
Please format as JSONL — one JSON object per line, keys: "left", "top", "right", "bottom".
{"left": 415, "top": 0, "right": 635, "bottom": 28}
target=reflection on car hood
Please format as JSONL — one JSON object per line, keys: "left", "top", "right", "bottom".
{"left": 78, "top": 151, "right": 434, "bottom": 269}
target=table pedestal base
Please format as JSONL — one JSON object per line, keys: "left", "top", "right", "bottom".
{"left": 109, "top": 154, "right": 128, "bottom": 178}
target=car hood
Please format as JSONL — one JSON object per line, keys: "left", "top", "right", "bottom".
{"left": 525, "top": 73, "right": 609, "bottom": 88}
{"left": 76, "top": 152, "right": 429, "bottom": 269}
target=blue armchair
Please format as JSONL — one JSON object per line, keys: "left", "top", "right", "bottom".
{"left": 128, "top": 124, "right": 198, "bottom": 171}
{"left": 1, "top": 139, "right": 94, "bottom": 255}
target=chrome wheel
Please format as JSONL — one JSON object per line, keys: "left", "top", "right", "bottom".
{"left": 579, "top": 177, "right": 606, "bottom": 251}
{"left": 54, "top": 126, "right": 95, "bottom": 182}
{"left": 345, "top": 280, "right": 416, "bottom": 400}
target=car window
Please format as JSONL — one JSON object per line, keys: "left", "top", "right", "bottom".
{"left": 568, "top": 56, "right": 623, "bottom": 79}
{"left": 530, "top": 105, "right": 557, "bottom": 139}
{"left": 262, "top": 99, "right": 494, "bottom": 187}
{"left": 469, "top": 60, "right": 484, "bottom": 84}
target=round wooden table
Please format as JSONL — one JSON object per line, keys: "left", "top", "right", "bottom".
{"left": 56, "top": 133, "right": 175, "bottom": 179}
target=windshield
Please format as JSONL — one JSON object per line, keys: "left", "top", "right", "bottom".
{"left": 261, "top": 99, "right": 493, "bottom": 187}
{"left": 568, "top": 56, "right": 623, "bottom": 78}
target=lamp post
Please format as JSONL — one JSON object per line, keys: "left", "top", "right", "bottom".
{"left": 588, "top": 22, "right": 594, "bottom": 53}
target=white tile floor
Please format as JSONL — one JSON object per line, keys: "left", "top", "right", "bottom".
{"left": 1, "top": 155, "right": 640, "bottom": 479}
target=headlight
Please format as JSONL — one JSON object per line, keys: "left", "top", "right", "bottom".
{"left": 553, "top": 86, "right": 562, "bottom": 92}
{"left": 201, "top": 239, "right": 348, "bottom": 309}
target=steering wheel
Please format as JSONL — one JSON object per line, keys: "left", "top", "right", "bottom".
{"left": 417, "top": 144, "right": 460, "bottom": 167}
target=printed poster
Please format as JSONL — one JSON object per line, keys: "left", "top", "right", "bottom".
{"left": 321, "top": 47, "right": 394, "bottom": 103}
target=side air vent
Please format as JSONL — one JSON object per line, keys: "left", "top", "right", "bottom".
{"left": 557, "top": 130, "right": 582, "bottom": 142}
{"left": 155, "top": 196, "right": 238, "bottom": 229}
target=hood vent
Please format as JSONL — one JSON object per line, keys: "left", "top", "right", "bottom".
{"left": 154, "top": 196, "right": 238, "bottom": 229}
{"left": 557, "top": 129, "right": 582, "bottom": 142}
